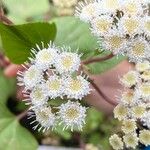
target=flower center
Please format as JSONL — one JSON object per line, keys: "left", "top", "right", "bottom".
{"left": 105, "top": 0, "right": 119, "bottom": 10}
{"left": 70, "top": 80, "right": 82, "bottom": 91}
{"left": 26, "top": 69, "right": 37, "bottom": 80}
{"left": 33, "top": 90, "right": 43, "bottom": 100}
{"left": 141, "top": 85, "right": 150, "bottom": 95}
{"left": 124, "top": 19, "right": 139, "bottom": 33}
{"left": 39, "top": 51, "right": 52, "bottom": 62}
{"left": 47, "top": 80, "right": 61, "bottom": 91}
{"left": 125, "top": 3, "right": 138, "bottom": 14}
{"left": 66, "top": 108, "right": 79, "bottom": 120}
{"left": 109, "top": 36, "right": 124, "bottom": 49}
{"left": 132, "top": 42, "right": 145, "bottom": 56}
{"left": 96, "top": 19, "right": 111, "bottom": 32}
{"left": 62, "top": 56, "right": 73, "bottom": 68}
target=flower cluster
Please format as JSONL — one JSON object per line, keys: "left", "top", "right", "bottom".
{"left": 17, "top": 42, "right": 91, "bottom": 132}
{"left": 76, "top": 0, "right": 150, "bottom": 149}
{"left": 110, "top": 61, "right": 150, "bottom": 149}
{"left": 75, "top": 0, "right": 150, "bottom": 63}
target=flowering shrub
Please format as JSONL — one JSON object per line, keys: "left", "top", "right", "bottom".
{"left": 0, "top": 0, "right": 150, "bottom": 149}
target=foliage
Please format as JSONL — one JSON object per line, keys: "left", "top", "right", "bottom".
{"left": 0, "top": 1, "right": 126, "bottom": 150}
{"left": 0, "top": 70, "right": 38, "bottom": 150}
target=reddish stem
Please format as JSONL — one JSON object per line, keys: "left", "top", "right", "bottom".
{"left": 83, "top": 53, "right": 114, "bottom": 65}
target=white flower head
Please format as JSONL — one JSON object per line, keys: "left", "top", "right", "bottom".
{"left": 139, "top": 129, "right": 150, "bottom": 146}
{"left": 141, "top": 70, "right": 150, "bottom": 81}
{"left": 121, "top": 0, "right": 143, "bottom": 16}
{"left": 33, "top": 43, "right": 59, "bottom": 71}
{"left": 120, "top": 71, "right": 139, "bottom": 88}
{"left": 29, "top": 84, "right": 48, "bottom": 107}
{"left": 57, "top": 101, "right": 87, "bottom": 131}
{"left": 109, "top": 134, "right": 124, "bottom": 150}
{"left": 114, "top": 104, "right": 128, "bottom": 121}
{"left": 127, "top": 37, "right": 150, "bottom": 62}
{"left": 121, "top": 90, "right": 137, "bottom": 106}
{"left": 33, "top": 106, "right": 56, "bottom": 132}
{"left": 100, "top": 0, "right": 121, "bottom": 15}
{"left": 143, "top": 16, "right": 150, "bottom": 37}
{"left": 91, "top": 15, "right": 113, "bottom": 37}
{"left": 17, "top": 65, "right": 43, "bottom": 90}
{"left": 54, "top": 48, "right": 81, "bottom": 74}
{"left": 123, "top": 133, "right": 139, "bottom": 149}
{"left": 101, "top": 30, "right": 127, "bottom": 55}
{"left": 136, "top": 61, "right": 150, "bottom": 72}
{"left": 64, "top": 75, "right": 91, "bottom": 100}
{"left": 75, "top": 0, "right": 101, "bottom": 23}
{"left": 132, "top": 105, "right": 146, "bottom": 119}
{"left": 45, "top": 74, "right": 64, "bottom": 99}
{"left": 118, "top": 15, "right": 142, "bottom": 37}
{"left": 138, "top": 82, "right": 150, "bottom": 99}
{"left": 141, "top": 111, "right": 150, "bottom": 129}
{"left": 121, "top": 119, "right": 137, "bottom": 134}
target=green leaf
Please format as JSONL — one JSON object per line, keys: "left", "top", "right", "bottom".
{"left": 0, "top": 103, "right": 38, "bottom": 150}
{"left": 0, "top": 70, "right": 16, "bottom": 103}
{"left": 48, "top": 98, "right": 66, "bottom": 107}
{"left": 0, "top": 22, "right": 56, "bottom": 64}
{"left": 53, "top": 16, "right": 99, "bottom": 55}
{"left": 3, "top": 0, "right": 49, "bottom": 22}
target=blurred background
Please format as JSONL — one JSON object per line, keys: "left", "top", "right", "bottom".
{"left": 0, "top": 0, "right": 119, "bottom": 149}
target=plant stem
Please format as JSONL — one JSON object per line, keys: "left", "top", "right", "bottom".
{"left": 0, "top": 7, "right": 13, "bottom": 25}
{"left": 17, "top": 108, "right": 29, "bottom": 121}
{"left": 83, "top": 53, "right": 114, "bottom": 65}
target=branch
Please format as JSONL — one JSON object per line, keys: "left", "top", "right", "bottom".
{"left": 17, "top": 108, "right": 29, "bottom": 121}
{"left": 83, "top": 53, "right": 114, "bottom": 65}
{"left": 0, "top": 6, "right": 13, "bottom": 25}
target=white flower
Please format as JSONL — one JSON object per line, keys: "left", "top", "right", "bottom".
{"left": 33, "top": 106, "right": 56, "bottom": 132}
{"left": 132, "top": 105, "right": 146, "bottom": 119}
{"left": 34, "top": 43, "right": 59, "bottom": 71}
{"left": 120, "top": 71, "right": 139, "bottom": 88}
{"left": 45, "top": 75, "right": 64, "bottom": 99}
{"left": 54, "top": 50, "right": 81, "bottom": 74}
{"left": 91, "top": 15, "right": 113, "bottom": 37}
{"left": 136, "top": 61, "right": 150, "bottom": 72}
{"left": 123, "top": 133, "right": 139, "bottom": 149}
{"left": 121, "top": 90, "right": 137, "bottom": 106}
{"left": 141, "top": 70, "right": 150, "bottom": 81}
{"left": 57, "top": 101, "right": 87, "bottom": 131}
{"left": 17, "top": 65, "right": 43, "bottom": 90}
{"left": 141, "top": 111, "right": 150, "bottom": 129}
{"left": 127, "top": 37, "right": 150, "bottom": 62}
{"left": 139, "top": 129, "right": 150, "bottom": 146}
{"left": 143, "top": 16, "right": 150, "bottom": 37}
{"left": 118, "top": 15, "right": 142, "bottom": 37}
{"left": 121, "top": 0, "right": 143, "bottom": 16}
{"left": 121, "top": 119, "right": 137, "bottom": 134}
{"left": 64, "top": 75, "right": 91, "bottom": 100}
{"left": 29, "top": 84, "right": 48, "bottom": 106}
{"left": 101, "top": 30, "right": 127, "bottom": 55}
{"left": 100, "top": 0, "right": 121, "bottom": 15}
{"left": 138, "top": 83, "right": 150, "bottom": 99}
{"left": 75, "top": 0, "right": 100, "bottom": 23}
{"left": 109, "top": 134, "right": 124, "bottom": 150}
{"left": 114, "top": 104, "right": 128, "bottom": 121}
